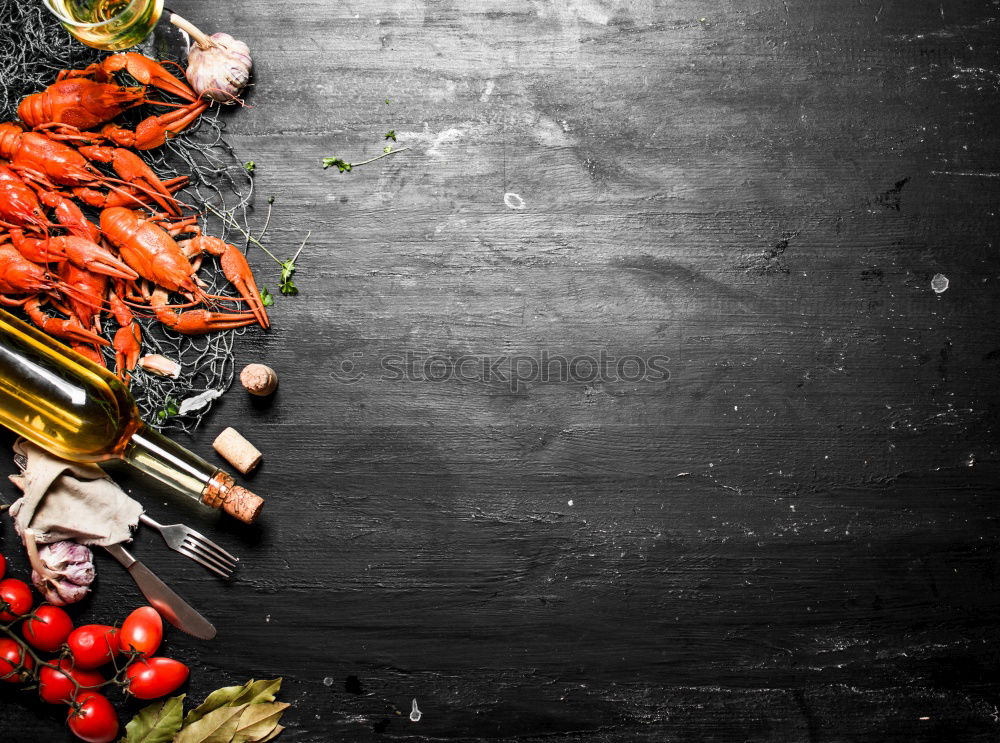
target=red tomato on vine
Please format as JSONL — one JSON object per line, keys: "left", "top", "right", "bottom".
{"left": 0, "top": 578, "right": 32, "bottom": 621}
{"left": 39, "top": 659, "right": 105, "bottom": 705}
{"left": 118, "top": 606, "right": 162, "bottom": 656}
{"left": 67, "top": 625, "right": 120, "bottom": 669}
{"left": 0, "top": 637, "right": 34, "bottom": 683}
{"left": 23, "top": 604, "right": 74, "bottom": 652}
{"left": 125, "top": 656, "right": 189, "bottom": 699}
{"left": 67, "top": 691, "right": 118, "bottom": 743}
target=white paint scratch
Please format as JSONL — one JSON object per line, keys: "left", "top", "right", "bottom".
{"left": 504, "top": 192, "right": 525, "bottom": 210}
{"left": 931, "top": 170, "right": 1000, "bottom": 178}
{"left": 396, "top": 122, "right": 486, "bottom": 157}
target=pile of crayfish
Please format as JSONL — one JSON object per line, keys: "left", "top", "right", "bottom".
{"left": 0, "top": 52, "right": 268, "bottom": 382}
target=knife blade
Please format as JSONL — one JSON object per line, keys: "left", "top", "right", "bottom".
{"left": 104, "top": 543, "right": 216, "bottom": 640}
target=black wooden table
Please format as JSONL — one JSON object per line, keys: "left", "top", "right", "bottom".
{"left": 3, "top": 0, "right": 1000, "bottom": 740}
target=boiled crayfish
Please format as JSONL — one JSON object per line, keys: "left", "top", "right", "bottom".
{"left": 0, "top": 52, "right": 268, "bottom": 383}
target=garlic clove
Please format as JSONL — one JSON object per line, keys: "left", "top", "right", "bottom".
{"left": 139, "top": 354, "right": 182, "bottom": 378}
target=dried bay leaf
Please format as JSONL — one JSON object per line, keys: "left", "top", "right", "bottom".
{"left": 173, "top": 704, "right": 248, "bottom": 743}
{"left": 184, "top": 685, "right": 246, "bottom": 726}
{"left": 233, "top": 702, "right": 289, "bottom": 743}
{"left": 229, "top": 678, "right": 282, "bottom": 708}
{"left": 254, "top": 725, "right": 284, "bottom": 743}
{"left": 121, "top": 695, "right": 184, "bottom": 743}
{"left": 187, "top": 677, "right": 282, "bottom": 725}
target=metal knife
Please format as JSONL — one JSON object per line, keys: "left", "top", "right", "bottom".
{"left": 104, "top": 543, "right": 216, "bottom": 640}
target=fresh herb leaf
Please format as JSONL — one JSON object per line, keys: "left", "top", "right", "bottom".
{"left": 244, "top": 160, "right": 256, "bottom": 172}
{"left": 322, "top": 147, "right": 409, "bottom": 174}
{"left": 259, "top": 287, "right": 274, "bottom": 307}
{"left": 385, "top": 98, "right": 390, "bottom": 104}
{"left": 279, "top": 259, "right": 298, "bottom": 296}
{"left": 123, "top": 695, "right": 185, "bottom": 743}
{"left": 156, "top": 397, "right": 179, "bottom": 422}
{"left": 322, "top": 157, "right": 352, "bottom": 172}
{"left": 384, "top": 130, "right": 396, "bottom": 141}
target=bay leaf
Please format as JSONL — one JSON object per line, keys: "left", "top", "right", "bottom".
{"left": 230, "top": 678, "right": 282, "bottom": 708}
{"left": 232, "top": 702, "right": 289, "bottom": 743}
{"left": 184, "top": 685, "right": 247, "bottom": 725}
{"left": 120, "top": 694, "right": 184, "bottom": 743}
{"left": 254, "top": 725, "right": 284, "bottom": 743}
{"left": 174, "top": 704, "right": 248, "bottom": 743}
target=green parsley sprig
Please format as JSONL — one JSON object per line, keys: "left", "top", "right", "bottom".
{"left": 206, "top": 203, "right": 310, "bottom": 299}
{"left": 156, "top": 396, "right": 180, "bottom": 422}
{"left": 322, "top": 146, "right": 409, "bottom": 173}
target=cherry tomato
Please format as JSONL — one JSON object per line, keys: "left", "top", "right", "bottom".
{"left": 118, "top": 606, "right": 162, "bottom": 656}
{"left": 39, "top": 658, "right": 105, "bottom": 704}
{"left": 0, "top": 578, "right": 33, "bottom": 621}
{"left": 24, "top": 605, "right": 74, "bottom": 652}
{"left": 67, "top": 625, "right": 120, "bottom": 669}
{"left": 67, "top": 691, "right": 118, "bottom": 743}
{"left": 0, "top": 637, "right": 34, "bottom": 682}
{"left": 0, "top": 553, "right": 6, "bottom": 580}
{"left": 125, "top": 657, "right": 189, "bottom": 699}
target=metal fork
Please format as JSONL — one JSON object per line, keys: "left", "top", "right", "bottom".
{"left": 138, "top": 514, "right": 238, "bottom": 579}
{"left": 13, "top": 453, "right": 238, "bottom": 579}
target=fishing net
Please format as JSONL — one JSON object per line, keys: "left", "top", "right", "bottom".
{"left": 0, "top": 1, "right": 262, "bottom": 435}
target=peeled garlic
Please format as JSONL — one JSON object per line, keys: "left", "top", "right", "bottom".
{"left": 139, "top": 354, "right": 181, "bottom": 378}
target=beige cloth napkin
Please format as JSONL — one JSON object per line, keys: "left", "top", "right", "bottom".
{"left": 8, "top": 439, "right": 142, "bottom": 546}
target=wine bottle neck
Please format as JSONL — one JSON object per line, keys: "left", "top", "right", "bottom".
{"left": 123, "top": 424, "right": 221, "bottom": 504}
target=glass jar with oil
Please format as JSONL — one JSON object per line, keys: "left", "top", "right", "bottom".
{"left": 42, "top": 0, "right": 163, "bottom": 51}
{"left": 0, "top": 308, "right": 262, "bottom": 522}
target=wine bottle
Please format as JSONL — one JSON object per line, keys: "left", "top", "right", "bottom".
{"left": 0, "top": 308, "right": 262, "bottom": 523}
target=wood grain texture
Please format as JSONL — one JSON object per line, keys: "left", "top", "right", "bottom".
{"left": 3, "top": 0, "right": 1000, "bottom": 740}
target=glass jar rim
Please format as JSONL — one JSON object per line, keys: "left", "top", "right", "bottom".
{"left": 42, "top": 0, "right": 151, "bottom": 29}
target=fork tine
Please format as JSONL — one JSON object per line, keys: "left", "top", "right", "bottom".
{"left": 181, "top": 538, "right": 237, "bottom": 573}
{"left": 176, "top": 544, "right": 232, "bottom": 578}
{"left": 181, "top": 536, "right": 238, "bottom": 568}
{"left": 181, "top": 531, "right": 239, "bottom": 564}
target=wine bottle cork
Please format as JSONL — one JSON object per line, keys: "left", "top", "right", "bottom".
{"left": 201, "top": 471, "right": 263, "bottom": 524}
{"left": 223, "top": 485, "right": 264, "bottom": 523}
{"left": 212, "top": 427, "right": 262, "bottom": 474}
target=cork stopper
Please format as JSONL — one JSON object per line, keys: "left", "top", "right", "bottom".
{"left": 240, "top": 363, "right": 278, "bottom": 396}
{"left": 212, "top": 427, "right": 262, "bottom": 474}
{"left": 201, "top": 471, "right": 264, "bottom": 524}
{"left": 223, "top": 485, "right": 264, "bottom": 523}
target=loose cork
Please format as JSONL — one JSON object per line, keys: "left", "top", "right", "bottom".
{"left": 240, "top": 363, "right": 278, "bottom": 396}
{"left": 212, "top": 427, "right": 262, "bottom": 474}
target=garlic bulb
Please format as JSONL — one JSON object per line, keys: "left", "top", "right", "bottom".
{"left": 25, "top": 535, "right": 95, "bottom": 606}
{"left": 186, "top": 32, "right": 253, "bottom": 103}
